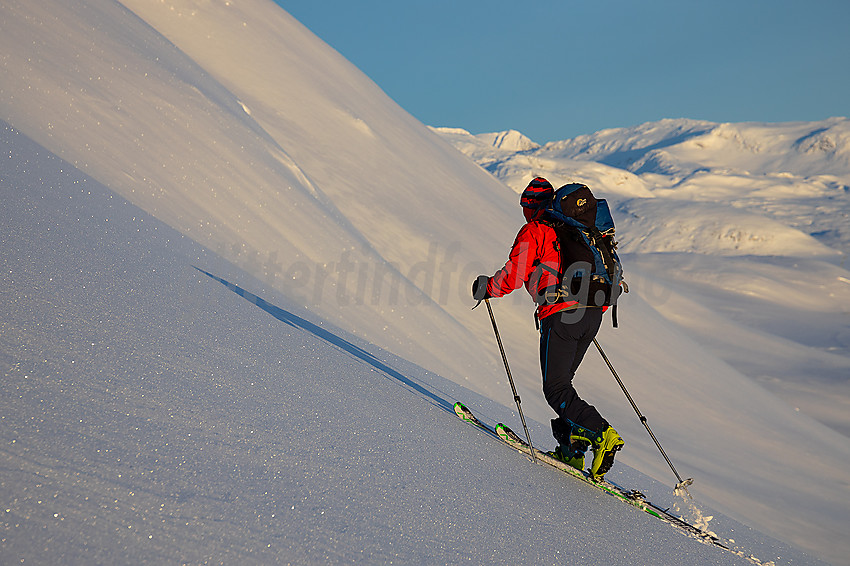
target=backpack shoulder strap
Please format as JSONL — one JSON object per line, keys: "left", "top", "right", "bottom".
{"left": 588, "top": 226, "right": 619, "bottom": 282}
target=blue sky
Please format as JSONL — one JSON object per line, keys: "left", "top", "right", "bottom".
{"left": 277, "top": 1, "right": 849, "bottom": 143}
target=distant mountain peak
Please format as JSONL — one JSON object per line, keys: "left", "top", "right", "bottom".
{"left": 480, "top": 129, "right": 540, "bottom": 152}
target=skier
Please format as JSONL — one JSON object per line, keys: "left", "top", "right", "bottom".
{"left": 472, "top": 177, "right": 624, "bottom": 480}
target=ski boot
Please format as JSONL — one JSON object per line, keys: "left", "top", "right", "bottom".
{"left": 548, "top": 418, "right": 596, "bottom": 471}
{"left": 549, "top": 442, "right": 589, "bottom": 471}
{"left": 589, "top": 425, "right": 624, "bottom": 481}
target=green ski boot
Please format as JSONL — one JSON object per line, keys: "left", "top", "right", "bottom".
{"left": 590, "top": 425, "right": 624, "bottom": 481}
{"left": 549, "top": 418, "right": 595, "bottom": 471}
{"left": 548, "top": 441, "right": 589, "bottom": 470}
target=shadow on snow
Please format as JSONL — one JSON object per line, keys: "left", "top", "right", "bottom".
{"left": 194, "top": 266, "right": 456, "bottom": 414}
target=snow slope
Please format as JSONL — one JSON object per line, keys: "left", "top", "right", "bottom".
{"left": 2, "top": 123, "right": 805, "bottom": 565}
{"left": 2, "top": 0, "right": 849, "bottom": 564}
{"left": 0, "top": 0, "right": 523, "bottom": 400}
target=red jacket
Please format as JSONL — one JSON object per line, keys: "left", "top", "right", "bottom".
{"left": 486, "top": 220, "right": 577, "bottom": 320}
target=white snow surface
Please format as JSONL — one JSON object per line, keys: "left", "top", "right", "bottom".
{"left": 3, "top": 126, "right": 803, "bottom": 565}
{"left": 1, "top": 0, "right": 848, "bottom": 564}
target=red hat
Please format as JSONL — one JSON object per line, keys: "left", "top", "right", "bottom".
{"left": 521, "top": 177, "right": 554, "bottom": 221}
{"left": 520, "top": 177, "right": 554, "bottom": 209}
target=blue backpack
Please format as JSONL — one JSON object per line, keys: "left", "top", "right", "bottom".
{"left": 541, "top": 183, "right": 627, "bottom": 325}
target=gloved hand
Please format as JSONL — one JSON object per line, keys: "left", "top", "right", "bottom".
{"left": 472, "top": 275, "right": 490, "bottom": 301}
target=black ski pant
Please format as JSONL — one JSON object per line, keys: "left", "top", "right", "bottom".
{"left": 539, "top": 308, "right": 607, "bottom": 434}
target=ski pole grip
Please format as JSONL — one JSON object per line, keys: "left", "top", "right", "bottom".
{"left": 472, "top": 275, "right": 490, "bottom": 301}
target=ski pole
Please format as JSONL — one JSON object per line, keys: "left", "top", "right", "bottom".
{"left": 484, "top": 298, "right": 536, "bottom": 463}
{"left": 592, "top": 338, "right": 694, "bottom": 492}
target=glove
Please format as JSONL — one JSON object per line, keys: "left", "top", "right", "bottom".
{"left": 472, "top": 275, "right": 490, "bottom": 301}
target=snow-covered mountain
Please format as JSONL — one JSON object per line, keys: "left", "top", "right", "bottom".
{"left": 436, "top": 118, "right": 850, "bottom": 254}
{"left": 435, "top": 118, "right": 850, "bottom": 415}
{"left": 2, "top": 0, "right": 849, "bottom": 564}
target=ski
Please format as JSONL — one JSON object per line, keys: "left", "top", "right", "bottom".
{"left": 453, "top": 401, "right": 731, "bottom": 552}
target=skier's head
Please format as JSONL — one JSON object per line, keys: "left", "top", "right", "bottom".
{"left": 520, "top": 177, "right": 554, "bottom": 222}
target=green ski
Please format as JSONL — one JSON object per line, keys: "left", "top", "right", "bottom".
{"left": 453, "top": 401, "right": 734, "bottom": 553}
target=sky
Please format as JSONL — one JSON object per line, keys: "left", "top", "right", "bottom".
{"left": 277, "top": 0, "right": 849, "bottom": 143}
